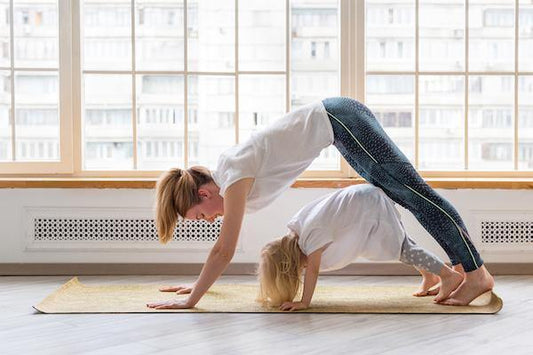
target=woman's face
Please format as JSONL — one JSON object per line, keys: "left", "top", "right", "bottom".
{"left": 184, "top": 186, "right": 224, "bottom": 223}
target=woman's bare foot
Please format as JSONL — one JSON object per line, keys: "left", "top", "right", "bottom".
{"left": 439, "top": 265, "right": 494, "bottom": 306}
{"left": 433, "top": 265, "right": 464, "bottom": 303}
{"left": 413, "top": 268, "right": 440, "bottom": 297}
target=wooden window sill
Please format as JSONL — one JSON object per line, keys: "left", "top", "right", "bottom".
{"left": 0, "top": 177, "right": 532, "bottom": 189}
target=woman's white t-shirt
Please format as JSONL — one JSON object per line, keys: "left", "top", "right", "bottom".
{"left": 287, "top": 185, "right": 406, "bottom": 272}
{"left": 212, "top": 101, "right": 333, "bottom": 213}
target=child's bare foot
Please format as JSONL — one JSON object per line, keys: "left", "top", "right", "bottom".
{"left": 439, "top": 265, "right": 494, "bottom": 306}
{"left": 452, "top": 264, "right": 466, "bottom": 276}
{"left": 433, "top": 266, "right": 464, "bottom": 303}
{"left": 413, "top": 269, "right": 440, "bottom": 297}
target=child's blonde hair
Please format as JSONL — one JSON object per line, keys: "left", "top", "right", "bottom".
{"left": 155, "top": 166, "right": 213, "bottom": 244}
{"left": 257, "top": 233, "right": 303, "bottom": 307}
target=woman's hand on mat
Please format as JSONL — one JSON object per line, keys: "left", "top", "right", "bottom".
{"left": 158, "top": 284, "right": 194, "bottom": 294}
{"left": 146, "top": 298, "right": 193, "bottom": 310}
{"left": 279, "top": 301, "right": 308, "bottom": 312}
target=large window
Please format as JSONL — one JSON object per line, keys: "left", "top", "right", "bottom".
{"left": 366, "top": 0, "right": 533, "bottom": 173}
{"left": 0, "top": 0, "right": 532, "bottom": 177}
{"left": 0, "top": 0, "right": 71, "bottom": 174}
{"left": 80, "top": 0, "right": 340, "bottom": 174}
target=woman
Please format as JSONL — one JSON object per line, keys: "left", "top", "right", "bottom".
{"left": 146, "top": 97, "right": 494, "bottom": 310}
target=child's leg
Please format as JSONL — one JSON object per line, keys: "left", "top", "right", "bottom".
{"left": 400, "top": 236, "right": 463, "bottom": 299}
{"left": 399, "top": 236, "right": 444, "bottom": 278}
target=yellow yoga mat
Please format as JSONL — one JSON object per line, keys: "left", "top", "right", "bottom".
{"left": 34, "top": 277, "right": 503, "bottom": 314}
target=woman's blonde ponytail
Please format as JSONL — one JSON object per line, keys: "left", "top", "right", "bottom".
{"left": 155, "top": 166, "right": 213, "bottom": 244}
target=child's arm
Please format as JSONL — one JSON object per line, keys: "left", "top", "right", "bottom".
{"left": 279, "top": 245, "right": 326, "bottom": 311}
{"left": 147, "top": 178, "right": 252, "bottom": 310}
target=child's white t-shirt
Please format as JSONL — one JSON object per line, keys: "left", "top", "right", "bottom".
{"left": 287, "top": 185, "right": 406, "bottom": 272}
{"left": 212, "top": 101, "right": 333, "bottom": 213}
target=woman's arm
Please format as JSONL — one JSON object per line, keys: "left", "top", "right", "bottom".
{"left": 147, "top": 178, "right": 254, "bottom": 310}
{"left": 279, "top": 245, "right": 326, "bottom": 311}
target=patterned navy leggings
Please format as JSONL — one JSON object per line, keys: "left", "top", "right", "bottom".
{"left": 322, "top": 97, "right": 483, "bottom": 272}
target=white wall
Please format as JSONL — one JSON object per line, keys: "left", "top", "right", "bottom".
{"left": 0, "top": 187, "right": 532, "bottom": 264}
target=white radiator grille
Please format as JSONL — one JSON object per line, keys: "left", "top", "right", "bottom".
{"left": 481, "top": 221, "right": 533, "bottom": 244}
{"left": 33, "top": 218, "right": 221, "bottom": 243}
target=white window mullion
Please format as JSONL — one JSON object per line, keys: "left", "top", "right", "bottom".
{"left": 9, "top": 0, "right": 15, "bottom": 160}
{"left": 183, "top": 0, "right": 189, "bottom": 168}
{"left": 354, "top": 0, "right": 365, "bottom": 178}
{"left": 465, "top": 0, "right": 469, "bottom": 170}
{"left": 354, "top": 0, "right": 365, "bottom": 103}
{"left": 72, "top": 0, "right": 82, "bottom": 175}
{"left": 130, "top": 0, "right": 137, "bottom": 170}
{"left": 234, "top": 0, "right": 239, "bottom": 145}
{"left": 340, "top": 0, "right": 359, "bottom": 178}
{"left": 514, "top": 0, "right": 519, "bottom": 170}
{"left": 414, "top": 0, "right": 419, "bottom": 169}
{"left": 285, "top": 0, "right": 290, "bottom": 112}
{"left": 84, "top": 70, "right": 243, "bottom": 76}
{"left": 340, "top": 0, "right": 356, "bottom": 99}
{"left": 366, "top": 70, "right": 521, "bottom": 76}
{"left": 58, "top": 0, "right": 74, "bottom": 172}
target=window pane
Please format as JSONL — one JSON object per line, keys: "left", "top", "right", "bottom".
{"left": 83, "top": 74, "right": 133, "bottom": 170}
{"left": 188, "top": 75, "right": 235, "bottom": 169}
{"left": 0, "top": 1, "right": 10, "bottom": 67}
{"left": 519, "top": 0, "right": 533, "bottom": 71}
{"left": 519, "top": 75, "right": 533, "bottom": 170}
{"left": 366, "top": 0, "right": 415, "bottom": 72}
{"left": 82, "top": 0, "right": 132, "bottom": 71}
{"left": 238, "top": 74, "right": 285, "bottom": 143}
{"left": 469, "top": 75, "right": 514, "bottom": 170}
{"left": 366, "top": 75, "right": 415, "bottom": 163}
{"left": 14, "top": 0, "right": 58, "bottom": 69}
{"left": 291, "top": 0, "right": 339, "bottom": 108}
{"left": 0, "top": 71, "right": 10, "bottom": 161}
{"left": 188, "top": 0, "right": 234, "bottom": 72}
{"left": 291, "top": 72, "right": 338, "bottom": 109}
{"left": 15, "top": 71, "right": 59, "bottom": 161}
{"left": 136, "top": 74, "right": 184, "bottom": 170}
{"left": 291, "top": 0, "right": 341, "bottom": 172}
{"left": 469, "top": 0, "right": 514, "bottom": 72}
{"left": 239, "top": 0, "right": 285, "bottom": 71}
{"left": 135, "top": 0, "right": 184, "bottom": 71}
{"left": 419, "top": 75, "right": 465, "bottom": 170}
{"left": 419, "top": 1, "right": 464, "bottom": 72}
{"left": 308, "top": 145, "right": 340, "bottom": 171}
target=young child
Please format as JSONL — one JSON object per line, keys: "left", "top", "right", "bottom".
{"left": 257, "top": 184, "right": 464, "bottom": 311}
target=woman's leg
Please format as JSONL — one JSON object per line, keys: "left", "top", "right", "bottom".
{"left": 322, "top": 97, "right": 493, "bottom": 304}
{"left": 322, "top": 97, "right": 482, "bottom": 269}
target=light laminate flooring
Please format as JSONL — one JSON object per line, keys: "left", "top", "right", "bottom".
{"left": 1, "top": 275, "right": 532, "bottom": 355}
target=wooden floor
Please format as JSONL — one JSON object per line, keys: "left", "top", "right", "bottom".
{"left": 1, "top": 275, "right": 532, "bottom": 355}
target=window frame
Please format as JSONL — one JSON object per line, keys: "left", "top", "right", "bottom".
{"left": 0, "top": 0, "right": 531, "bottom": 179}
